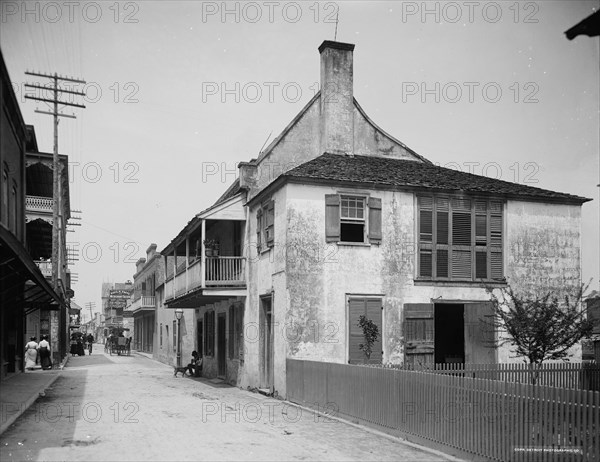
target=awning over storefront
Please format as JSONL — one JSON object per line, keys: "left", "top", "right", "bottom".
{"left": 1, "top": 226, "right": 64, "bottom": 309}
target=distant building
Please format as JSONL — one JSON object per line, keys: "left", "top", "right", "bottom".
{"left": 101, "top": 281, "right": 133, "bottom": 337}
{"left": 128, "top": 244, "right": 163, "bottom": 354}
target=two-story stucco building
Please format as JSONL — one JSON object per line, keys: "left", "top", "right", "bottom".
{"left": 158, "top": 40, "right": 590, "bottom": 397}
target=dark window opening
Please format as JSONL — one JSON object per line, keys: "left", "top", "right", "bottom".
{"left": 341, "top": 223, "right": 364, "bottom": 242}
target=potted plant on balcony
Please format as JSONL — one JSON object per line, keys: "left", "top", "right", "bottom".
{"left": 203, "top": 239, "right": 220, "bottom": 257}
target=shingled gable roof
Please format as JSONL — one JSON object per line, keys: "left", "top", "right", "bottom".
{"left": 213, "top": 178, "right": 241, "bottom": 207}
{"left": 279, "top": 153, "right": 591, "bottom": 204}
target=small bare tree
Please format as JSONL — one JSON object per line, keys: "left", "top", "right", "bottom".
{"left": 486, "top": 283, "right": 595, "bottom": 382}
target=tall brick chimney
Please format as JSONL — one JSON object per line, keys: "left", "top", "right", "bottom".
{"left": 135, "top": 258, "right": 146, "bottom": 273}
{"left": 319, "top": 40, "right": 355, "bottom": 155}
{"left": 146, "top": 243, "right": 157, "bottom": 260}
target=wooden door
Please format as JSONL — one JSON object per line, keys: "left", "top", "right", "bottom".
{"left": 464, "top": 302, "right": 496, "bottom": 365}
{"left": 404, "top": 303, "right": 434, "bottom": 367}
{"left": 217, "top": 314, "right": 226, "bottom": 377}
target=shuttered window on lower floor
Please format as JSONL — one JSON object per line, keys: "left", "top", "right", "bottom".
{"left": 348, "top": 297, "right": 383, "bottom": 364}
{"left": 418, "top": 195, "right": 504, "bottom": 281}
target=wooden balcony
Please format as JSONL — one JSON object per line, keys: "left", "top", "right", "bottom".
{"left": 165, "top": 256, "right": 246, "bottom": 301}
{"left": 130, "top": 295, "right": 156, "bottom": 312}
{"left": 26, "top": 195, "right": 54, "bottom": 214}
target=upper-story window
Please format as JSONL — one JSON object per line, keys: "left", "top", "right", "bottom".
{"left": 417, "top": 195, "right": 504, "bottom": 282}
{"left": 326, "top": 194, "right": 382, "bottom": 244}
{"left": 256, "top": 200, "right": 274, "bottom": 251}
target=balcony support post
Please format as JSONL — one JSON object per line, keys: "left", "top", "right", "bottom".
{"left": 201, "top": 220, "right": 206, "bottom": 288}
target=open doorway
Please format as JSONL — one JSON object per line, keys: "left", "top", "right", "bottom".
{"left": 259, "top": 295, "right": 274, "bottom": 391}
{"left": 434, "top": 303, "right": 465, "bottom": 364}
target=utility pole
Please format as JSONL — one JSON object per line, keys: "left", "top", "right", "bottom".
{"left": 85, "top": 302, "right": 96, "bottom": 327}
{"left": 24, "top": 72, "right": 86, "bottom": 291}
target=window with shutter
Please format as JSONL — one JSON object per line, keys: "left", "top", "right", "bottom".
{"left": 266, "top": 200, "right": 275, "bottom": 247}
{"left": 417, "top": 195, "right": 504, "bottom": 282}
{"left": 325, "top": 194, "right": 382, "bottom": 244}
{"left": 340, "top": 195, "right": 366, "bottom": 242}
{"left": 348, "top": 297, "right": 383, "bottom": 364}
{"left": 256, "top": 208, "right": 263, "bottom": 252}
{"left": 256, "top": 201, "right": 275, "bottom": 251}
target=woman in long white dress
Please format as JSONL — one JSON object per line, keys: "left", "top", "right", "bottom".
{"left": 24, "top": 337, "right": 38, "bottom": 370}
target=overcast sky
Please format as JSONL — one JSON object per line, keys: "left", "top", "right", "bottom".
{"left": 1, "top": 0, "right": 598, "bottom": 319}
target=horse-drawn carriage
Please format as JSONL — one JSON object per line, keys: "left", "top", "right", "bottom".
{"left": 105, "top": 327, "right": 131, "bottom": 356}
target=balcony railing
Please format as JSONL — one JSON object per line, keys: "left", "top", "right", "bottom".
{"left": 165, "top": 256, "right": 246, "bottom": 300}
{"left": 35, "top": 260, "right": 52, "bottom": 277}
{"left": 130, "top": 295, "right": 156, "bottom": 311}
{"left": 205, "top": 257, "right": 246, "bottom": 286}
{"left": 26, "top": 195, "right": 54, "bottom": 213}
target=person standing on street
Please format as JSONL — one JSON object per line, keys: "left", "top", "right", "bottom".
{"left": 86, "top": 333, "right": 94, "bottom": 354}
{"left": 38, "top": 335, "right": 52, "bottom": 370}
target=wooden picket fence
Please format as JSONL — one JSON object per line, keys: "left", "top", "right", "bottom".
{"left": 287, "top": 359, "right": 600, "bottom": 462}
{"left": 380, "top": 362, "right": 600, "bottom": 391}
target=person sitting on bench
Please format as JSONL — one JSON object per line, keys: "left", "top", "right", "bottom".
{"left": 186, "top": 351, "right": 202, "bottom": 376}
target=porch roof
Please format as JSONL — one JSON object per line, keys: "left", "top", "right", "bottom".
{"left": 0, "top": 226, "right": 64, "bottom": 309}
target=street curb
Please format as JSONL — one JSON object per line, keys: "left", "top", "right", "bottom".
{"left": 0, "top": 372, "right": 61, "bottom": 436}
{"left": 283, "top": 400, "right": 466, "bottom": 462}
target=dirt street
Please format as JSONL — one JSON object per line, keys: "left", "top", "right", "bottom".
{"left": 1, "top": 350, "right": 454, "bottom": 461}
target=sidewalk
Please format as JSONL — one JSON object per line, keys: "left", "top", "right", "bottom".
{"left": 0, "top": 356, "right": 68, "bottom": 436}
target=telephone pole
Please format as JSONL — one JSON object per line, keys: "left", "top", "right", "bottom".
{"left": 24, "top": 72, "right": 86, "bottom": 291}
{"left": 85, "top": 302, "right": 96, "bottom": 324}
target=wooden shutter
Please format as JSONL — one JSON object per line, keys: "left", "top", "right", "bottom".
{"left": 436, "top": 211, "right": 449, "bottom": 244}
{"left": 490, "top": 212, "right": 503, "bottom": 280}
{"left": 403, "top": 303, "right": 434, "bottom": 367}
{"left": 266, "top": 200, "right": 275, "bottom": 247}
{"left": 325, "top": 194, "right": 340, "bottom": 242}
{"left": 452, "top": 211, "right": 471, "bottom": 245}
{"left": 419, "top": 249, "right": 432, "bottom": 277}
{"left": 204, "top": 312, "right": 208, "bottom": 355}
{"left": 210, "top": 311, "right": 215, "bottom": 356}
{"left": 464, "top": 302, "right": 496, "bottom": 364}
{"left": 256, "top": 208, "right": 263, "bottom": 251}
{"left": 348, "top": 298, "right": 382, "bottom": 364}
{"left": 228, "top": 306, "right": 235, "bottom": 359}
{"left": 348, "top": 299, "right": 364, "bottom": 364}
{"left": 368, "top": 197, "right": 382, "bottom": 244}
{"left": 436, "top": 249, "right": 449, "bottom": 278}
{"left": 419, "top": 210, "right": 433, "bottom": 242}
